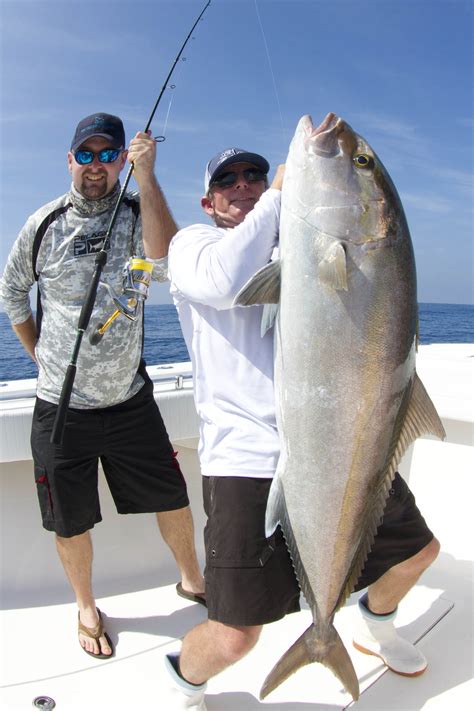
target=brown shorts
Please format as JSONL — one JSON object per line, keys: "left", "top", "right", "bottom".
{"left": 31, "top": 378, "right": 189, "bottom": 538}
{"left": 202, "top": 472, "right": 433, "bottom": 625}
{"left": 355, "top": 471, "right": 434, "bottom": 590}
{"left": 202, "top": 476, "right": 301, "bottom": 626}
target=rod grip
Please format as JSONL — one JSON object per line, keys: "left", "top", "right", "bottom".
{"left": 50, "top": 364, "right": 76, "bottom": 445}
{"left": 77, "top": 253, "right": 107, "bottom": 331}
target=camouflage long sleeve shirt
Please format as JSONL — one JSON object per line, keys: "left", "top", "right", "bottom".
{"left": 0, "top": 182, "right": 168, "bottom": 408}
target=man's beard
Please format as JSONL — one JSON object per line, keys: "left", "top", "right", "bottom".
{"left": 80, "top": 173, "right": 109, "bottom": 200}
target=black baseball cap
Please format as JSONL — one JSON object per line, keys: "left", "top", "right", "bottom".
{"left": 70, "top": 113, "right": 125, "bottom": 152}
{"left": 204, "top": 148, "right": 269, "bottom": 192}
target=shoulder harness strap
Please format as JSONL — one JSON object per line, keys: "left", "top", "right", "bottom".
{"left": 33, "top": 202, "right": 72, "bottom": 334}
{"left": 32, "top": 203, "right": 73, "bottom": 280}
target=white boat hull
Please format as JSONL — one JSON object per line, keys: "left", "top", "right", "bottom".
{"left": 1, "top": 346, "right": 473, "bottom": 710}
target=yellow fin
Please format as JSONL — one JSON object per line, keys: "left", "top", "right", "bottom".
{"left": 318, "top": 242, "right": 348, "bottom": 291}
{"left": 395, "top": 371, "right": 446, "bottom": 447}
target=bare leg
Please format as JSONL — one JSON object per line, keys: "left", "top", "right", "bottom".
{"left": 55, "top": 532, "right": 112, "bottom": 656}
{"left": 179, "top": 619, "right": 262, "bottom": 685}
{"left": 367, "top": 537, "right": 440, "bottom": 613}
{"left": 156, "top": 506, "right": 204, "bottom": 594}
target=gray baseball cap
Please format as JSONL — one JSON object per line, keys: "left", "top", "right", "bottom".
{"left": 204, "top": 147, "right": 269, "bottom": 192}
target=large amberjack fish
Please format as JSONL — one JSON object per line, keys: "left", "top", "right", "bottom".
{"left": 234, "top": 113, "right": 445, "bottom": 701}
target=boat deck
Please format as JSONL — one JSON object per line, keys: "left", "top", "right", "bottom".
{"left": 1, "top": 345, "right": 473, "bottom": 710}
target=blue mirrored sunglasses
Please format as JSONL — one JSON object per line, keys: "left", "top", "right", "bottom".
{"left": 210, "top": 168, "right": 267, "bottom": 189}
{"left": 74, "top": 148, "right": 121, "bottom": 165}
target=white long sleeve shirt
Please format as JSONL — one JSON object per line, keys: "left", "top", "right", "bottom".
{"left": 168, "top": 188, "right": 281, "bottom": 478}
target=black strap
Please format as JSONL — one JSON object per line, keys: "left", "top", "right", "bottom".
{"left": 33, "top": 203, "right": 73, "bottom": 281}
{"left": 33, "top": 203, "right": 72, "bottom": 334}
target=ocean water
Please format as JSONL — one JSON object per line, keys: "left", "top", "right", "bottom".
{"left": 0, "top": 302, "right": 473, "bottom": 382}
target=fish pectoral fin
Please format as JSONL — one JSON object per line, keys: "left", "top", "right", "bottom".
{"left": 318, "top": 242, "right": 348, "bottom": 291}
{"left": 265, "top": 472, "right": 284, "bottom": 537}
{"left": 233, "top": 260, "right": 281, "bottom": 306}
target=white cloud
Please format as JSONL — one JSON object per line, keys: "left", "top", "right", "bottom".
{"left": 351, "top": 112, "right": 418, "bottom": 142}
{"left": 431, "top": 167, "right": 473, "bottom": 196}
{"left": 400, "top": 191, "right": 453, "bottom": 214}
{"left": 2, "top": 10, "right": 130, "bottom": 54}
{"left": 0, "top": 108, "right": 64, "bottom": 125}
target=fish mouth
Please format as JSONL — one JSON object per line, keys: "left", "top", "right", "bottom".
{"left": 311, "top": 112, "right": 339, "bottom": 136}
{"left": 304, "top": 112, "right": 351, "bottom": 157}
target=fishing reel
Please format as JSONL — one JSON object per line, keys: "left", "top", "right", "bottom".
{"left": 89, "top": 256, "right": 153, "bottom": 345}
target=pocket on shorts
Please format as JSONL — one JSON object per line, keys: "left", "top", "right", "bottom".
{"left": 34, "top": 465, "right": 54, "bottom": 518}
{"left": 388, "top": 472, "right": 408, "bottom": 499}
{"left": 204, "top": 475, "right": 281, "bottom": 569}
{"left": 206, "top": 534, "right": 278, "bottom": 569}
{"left": 32, "top": 398, "right": 57, "bottom": 431}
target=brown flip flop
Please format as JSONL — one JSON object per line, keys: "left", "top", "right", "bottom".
{"left": 176, "top": 582, "right": 207, "bottom": 607}
{"left": 78, "top": 607, "right": 114, "bottom": 659}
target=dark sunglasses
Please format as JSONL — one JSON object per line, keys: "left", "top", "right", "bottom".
{"left": 74, "top": 148, "right": 122, "bottom": 165}
{"left": 210, "top": 168, "right": 267, "bottom": 189}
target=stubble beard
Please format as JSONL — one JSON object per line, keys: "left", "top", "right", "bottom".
{"left": 80, "top": 173, "right": 108, "bottom": 200}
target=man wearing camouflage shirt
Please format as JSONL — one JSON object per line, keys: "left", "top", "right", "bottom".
{"left": 0, "top": 113, "right": 204, "bottom": 659}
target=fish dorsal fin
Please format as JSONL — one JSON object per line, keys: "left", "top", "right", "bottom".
{"left": 233, "top": 260, "right": 281, "bottom": 306}
{"left": 318, "top": 242, "right": 348, "bottom": 291}
{"left": 335, "top": 372, "right": 446, "bottom": 612}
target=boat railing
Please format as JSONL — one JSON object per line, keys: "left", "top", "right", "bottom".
{"left": 0, "top": 361, "right": 198, "bottom": 463}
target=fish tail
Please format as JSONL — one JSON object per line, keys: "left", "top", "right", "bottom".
{"left": 322, "top": 625, "right": 360, "bottom": 701}
{"left": 259, "top": 622, "right": 359, "bottom": 701}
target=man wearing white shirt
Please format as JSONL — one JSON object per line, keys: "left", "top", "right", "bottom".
{"left": 167, "top": 150, "right": 299, "bottom": 710}
{"left": 166, "top": 148, "right": 437, "bottom": 710}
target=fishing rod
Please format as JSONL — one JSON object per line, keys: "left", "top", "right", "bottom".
{"left": 51, "top": 0, "right": 212, "bottom": 445}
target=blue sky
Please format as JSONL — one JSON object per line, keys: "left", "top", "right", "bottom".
{"left": 1, "top": 0, "right": 472, "bottom": 305}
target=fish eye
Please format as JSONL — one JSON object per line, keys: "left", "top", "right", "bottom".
{"left": 353, "top": 154, "right": 374, "bottom": 169}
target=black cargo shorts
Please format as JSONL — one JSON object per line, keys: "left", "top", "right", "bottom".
{"left": 31, "top": 380, "right": 189, "bottom": 538}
